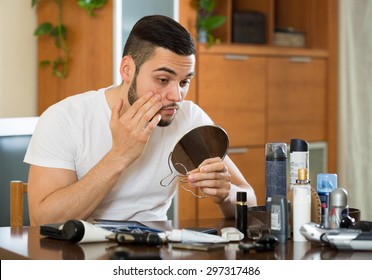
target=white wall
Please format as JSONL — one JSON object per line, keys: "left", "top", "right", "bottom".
{"left": 0, "top": 0, "right": 37, "bottom": 117}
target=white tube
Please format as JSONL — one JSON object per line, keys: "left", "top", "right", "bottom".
{"left": 62, "top": 220, "right": 113, "bottom": 243}
{"left": 79, "top": 221, "right": 113, "bottom": 243}
{"left": 159, "top": 229, "right": 227, "bottom": 243}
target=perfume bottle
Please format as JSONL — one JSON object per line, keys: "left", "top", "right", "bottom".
{"left": 293, "top": 168, "right": 311, "bottom": 242}
{"left": 236, "top": 192, "right": 248, "bottom": 238}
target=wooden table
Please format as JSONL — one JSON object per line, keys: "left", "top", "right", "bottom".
{"left": 1, "top": 218, "right": 371, "bottom": 260}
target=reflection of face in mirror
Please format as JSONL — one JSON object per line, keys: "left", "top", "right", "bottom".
{"left": 160, "top": 125, "right": 229, "bottom": 198}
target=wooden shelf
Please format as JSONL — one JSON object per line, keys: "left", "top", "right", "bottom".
{"left": 198, "top": 43, "right": 329, "bottom": 57}
{"left": 212, "top": 0, "right": 331, "bottom": 50}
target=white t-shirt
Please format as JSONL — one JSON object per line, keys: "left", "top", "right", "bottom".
{"left": 24, "top": 86, "right": 213, "bottom": 221}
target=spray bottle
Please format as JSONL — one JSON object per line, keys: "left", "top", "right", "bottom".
{"left": 265, "top": 143, "right": 287, "bottom": 210}
{"left": 289, "top": 139, "right": 309, "bottom": 190}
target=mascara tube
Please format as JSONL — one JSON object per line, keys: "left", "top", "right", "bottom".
{"left": 236, "top": 192, "right": 248, "bottom": 238}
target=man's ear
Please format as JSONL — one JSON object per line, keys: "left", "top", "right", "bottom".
{"left": 119, "top": 55, "right": 135, "bottom": 84}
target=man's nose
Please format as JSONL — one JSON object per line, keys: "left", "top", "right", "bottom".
{"left": 167, "top": 84, "right": 183, "bottom": 102}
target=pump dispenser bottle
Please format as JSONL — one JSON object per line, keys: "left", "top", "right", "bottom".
{"left": 293, "top": 168, "right": 311, "bottom": 242}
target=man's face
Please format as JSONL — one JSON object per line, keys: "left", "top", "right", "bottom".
{"left": 127, "top": 47, "right": 195, "bottom": 127}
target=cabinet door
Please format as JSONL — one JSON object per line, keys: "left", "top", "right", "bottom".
{"left": 229, "top": 147, "right": 266, "bottom": 206}
{"left": 267, "top": 57, "right": 326, "bottom": 142}
{"left": 198, "top": 54, "right": 266, "bottom": 147}
{"left": 197, "top": 146, "right": 266, "bottom": 219}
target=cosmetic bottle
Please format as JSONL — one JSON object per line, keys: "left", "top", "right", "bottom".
{"left": 270, "top": 195, "right": 289, "bottom": 243}
{"left": 265, "top": 143, "right": 287, "bottom": 210}
{"left": 289, "top": 139, "right": 309, "bottom": 190}
{"left": 236, "top": 192, "right": 248, "bottom": 238}
{"left": 316, "top": 174, "right": 337, "bottom": 228}
{"left": 329, "top": 188, "right": 348, "bottom": 229}
{"left": 293, "top": 168, "right": 311, "bottom": 242}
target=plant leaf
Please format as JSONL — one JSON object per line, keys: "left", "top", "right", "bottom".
{"left": 199, "top": 15, "right": 226, "bottom": 31}
{"left": 207, "top": 33, "right": 214, "bottom": 47}
{"left": 53, "top": 57, "right": 67, "bottom": 79}
{"left": 76, "top": 0, "right": 107, "bottom": 16}
{"left": 39, "top": 60, "right": 51, "bottom": 68}
{"left": 198, "top": 0, "right": 215, "bottom": 13}
{"left": 51, "top": 24, "right": 67, "bottom": 48}
{"left": 31, "top": 0, "right": 39, "bottom": 8}
{"left": 34, "top": 22, "right": 53, "bottom": 36}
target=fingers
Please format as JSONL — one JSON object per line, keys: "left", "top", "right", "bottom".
{"left": 198, "top": 157, "right": 227, "bottom": 173}
{"left": 188, "top": 172, "right": 230, "bottom": 187}
{"left": 125, "top": 92, "right": 162, "bottom": 130}
{"left": 187, "top": 157, "right": 229, "bottom": 183}
{"left": 109, "top": 92, "right": 162, "bottom": 163}
{"left": 187, "top": 157, "right": 231, "bottom": 201}
{"left": 110, "top": 92, "right": 162, "bottom": 144}
{"left": 186, "top": 157, "right": 226, "bottom": 175}
{"left": 200, "top": 184, "right": 230, "bottom": 202}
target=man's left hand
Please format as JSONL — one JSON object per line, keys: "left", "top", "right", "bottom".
{"left": 187, "top": 157, "right": 231, "bottom": 203}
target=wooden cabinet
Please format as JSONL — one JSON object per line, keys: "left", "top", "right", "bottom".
{"left": 267, "top": 56, "right": 327, "bottom": 142}
{"left": 194, "top": 46, "right": 331, "bottom": 218}
{"left": 189, "top": 0, "right": 338, "bottom": 220}
{"left": 198, "top": 54, "right": 266, "bottom": 147}
{"left": 213, "top": 0, "right": 332, "bottom": 50}
{"left": 229, "top": 147, "right": 266, "bottom": 205}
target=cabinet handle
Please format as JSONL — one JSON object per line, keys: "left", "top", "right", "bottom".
{"left": 289, "top": 56, "right": 312, "bottom": 63}
{"left": 228, "top": 147, "right": 249, "bottom": 154}
{"left": 224, "top": 54, "right": 249, "bottom": 61}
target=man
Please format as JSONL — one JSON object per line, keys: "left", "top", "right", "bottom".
{"left": 25, "top": 15, "right": 256, "bottom": 226}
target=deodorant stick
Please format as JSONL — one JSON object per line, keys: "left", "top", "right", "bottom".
{"left": 329, "top": 188, "right": 348, "bottom": 229}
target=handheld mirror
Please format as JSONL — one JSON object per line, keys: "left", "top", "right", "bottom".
{"left": 160, "top": 124, "right": 229, "bottom": 198}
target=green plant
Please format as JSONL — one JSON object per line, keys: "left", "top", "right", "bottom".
{"left": 197, "top": 0, "right": 226, "bottom": 47}
{"left": 77, "top": 0, "right": 107, "bottom": 17}
{"left": 31, "top": 0, "right": 107, "bottom": 79}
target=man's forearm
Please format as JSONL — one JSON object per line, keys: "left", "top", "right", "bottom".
{"left": 30, "top": 151, "right": 129, "bottom": 225}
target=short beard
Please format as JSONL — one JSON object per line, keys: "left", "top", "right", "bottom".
{"left": 127, "top": 74, "right": 138, "bottom": 106}
{"left": 127, "top": 75, "right": 172, "bottom": 127}
{"left": 157, "top": 118, "right": 171, "bottom": 127}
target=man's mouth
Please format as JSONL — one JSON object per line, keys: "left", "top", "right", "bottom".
{"left": 161, "top": 104, "right": 179, "bottom": 115}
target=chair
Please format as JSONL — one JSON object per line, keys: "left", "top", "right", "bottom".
{"left": 10, "top": 181, "right": 28, "bottom": 227}
{"left": 0, "top": 117, "right": 38, "bottom": 226}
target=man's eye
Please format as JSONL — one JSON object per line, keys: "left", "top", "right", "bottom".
{"left": 158, "top": 78, "right": 168, "bottom": 84}
{"left": 180, "top": 80, "right": 190, "bottom": 87}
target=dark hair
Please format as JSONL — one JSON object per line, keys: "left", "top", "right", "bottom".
{"left": 122, "top": 15, "right": 196, "bottom": 72}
